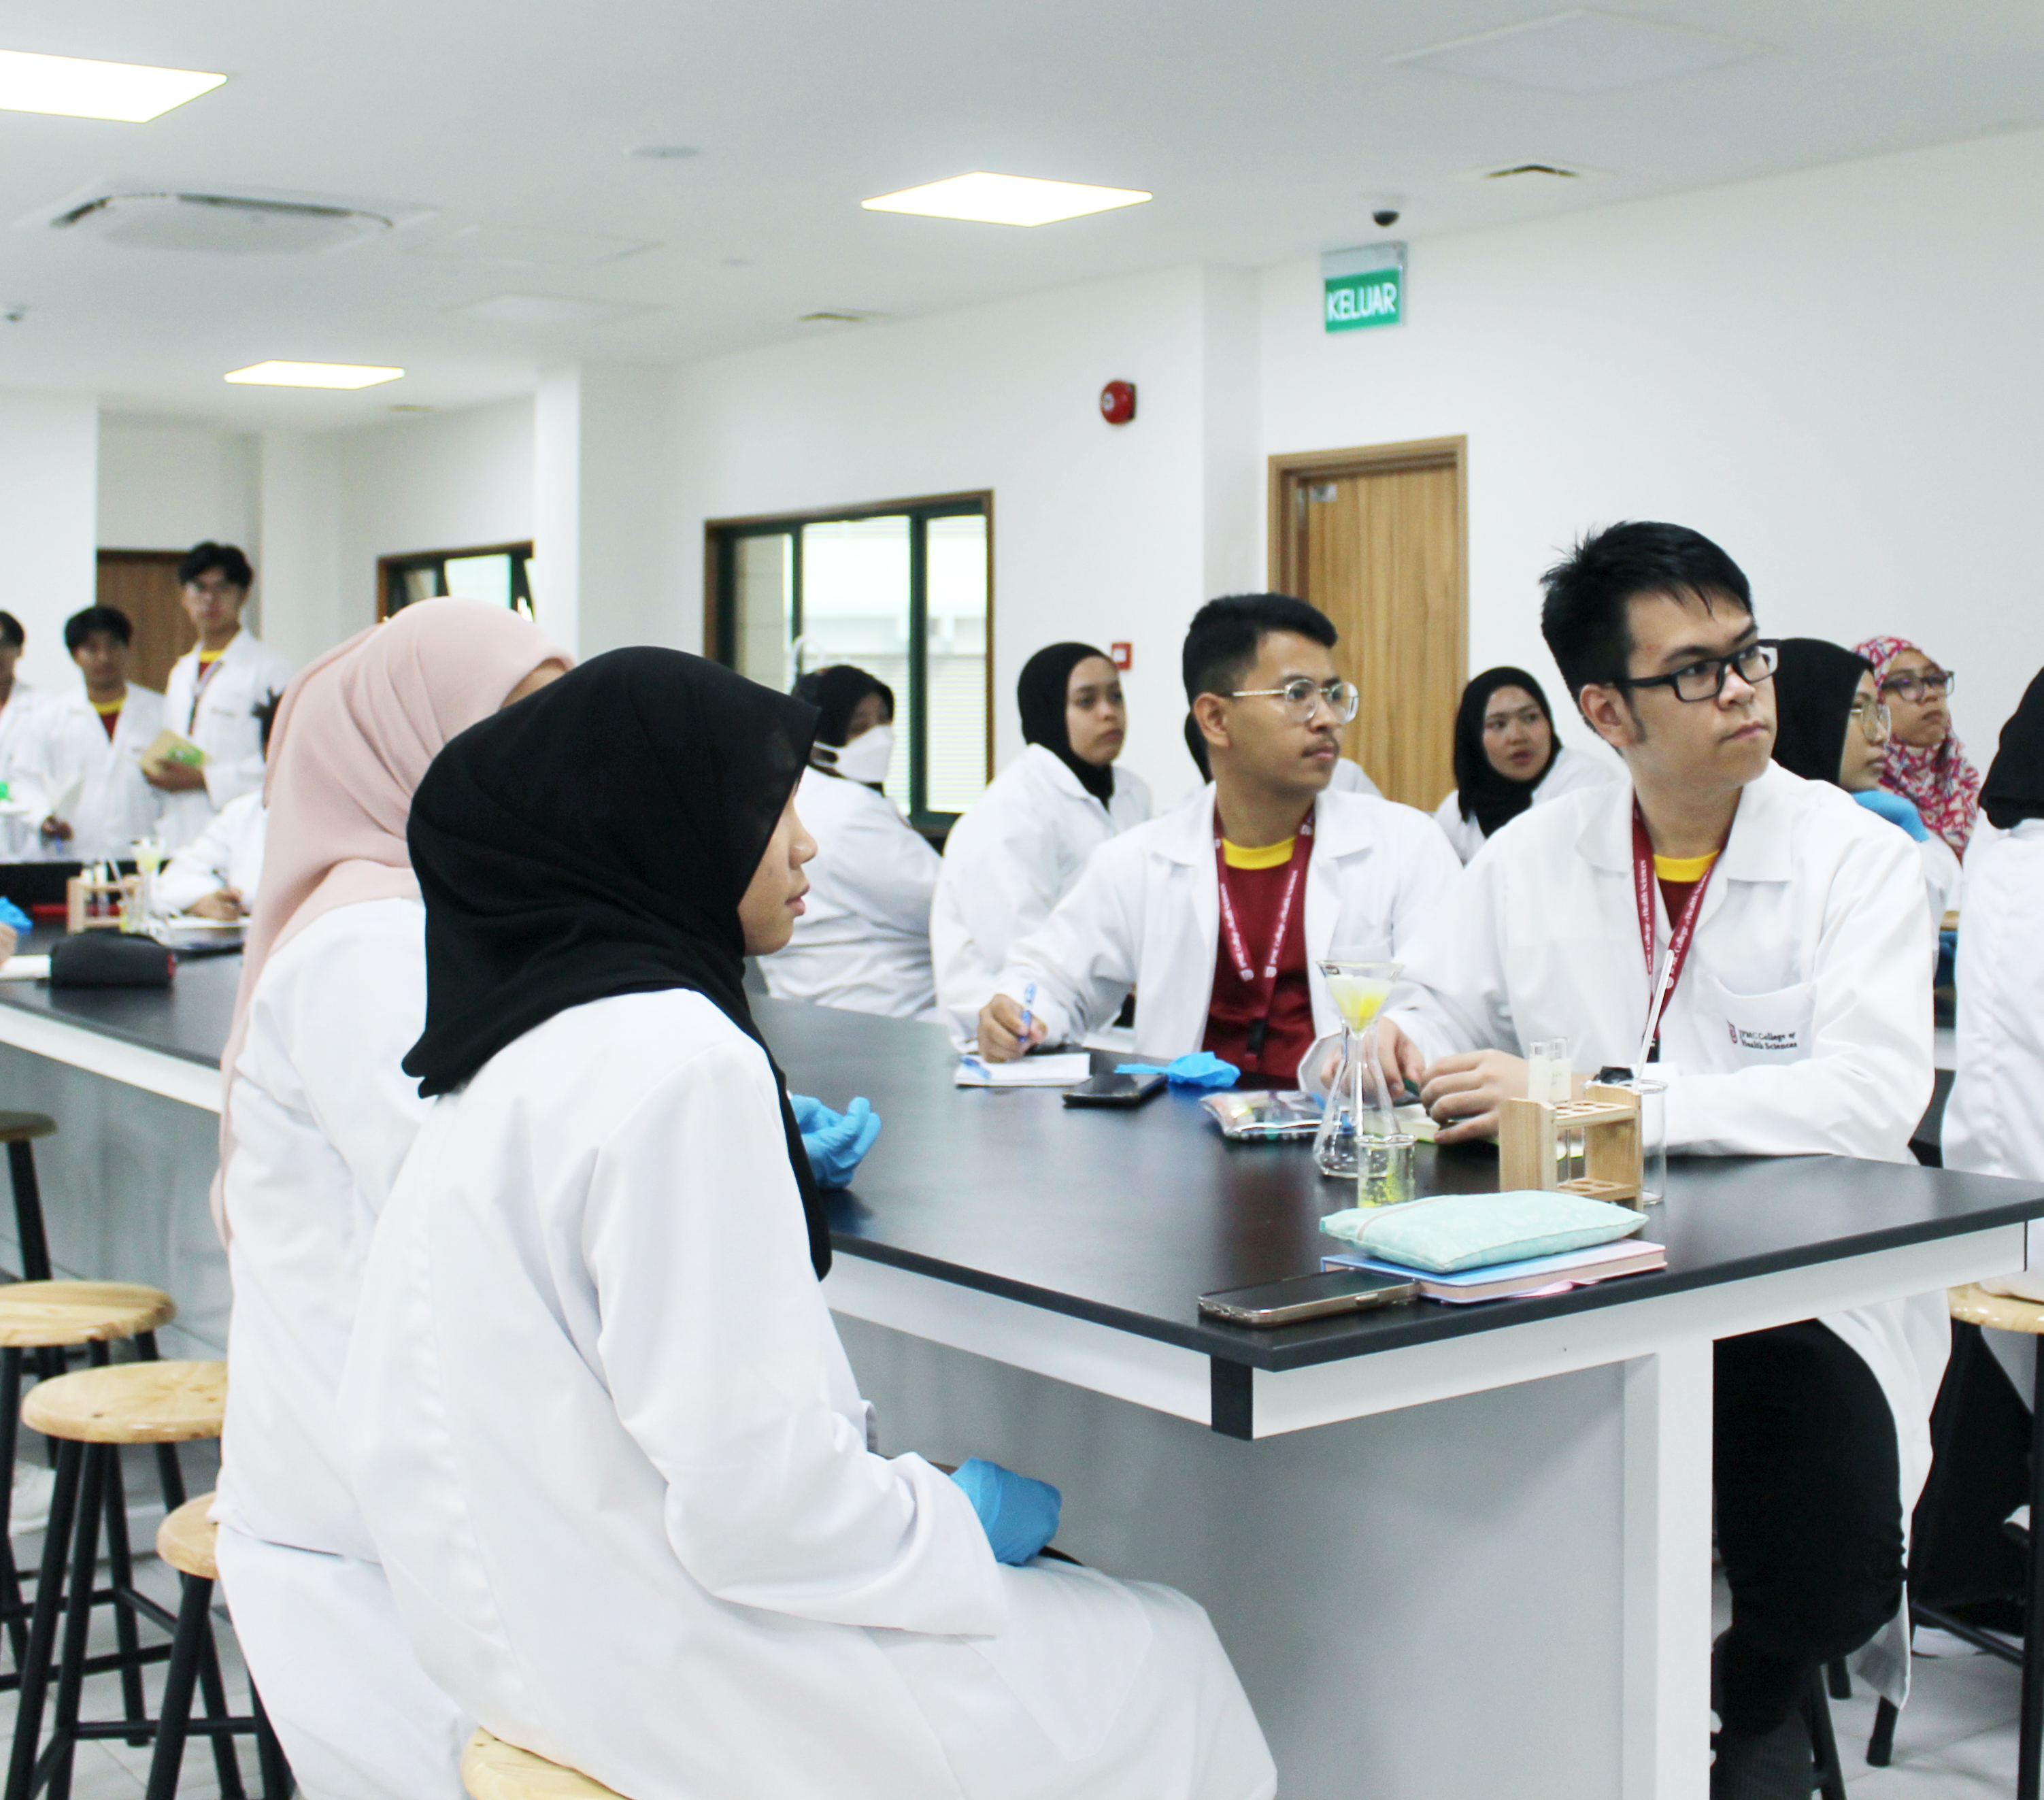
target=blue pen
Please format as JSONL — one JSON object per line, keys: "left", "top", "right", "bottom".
{"left": 1017, "top": 980, "right": 1037, "bottom": 1050}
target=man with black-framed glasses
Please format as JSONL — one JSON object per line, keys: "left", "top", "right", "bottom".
{"left": 975, "top": 593, "right": 1458, "bottom": 1079}
{"left": 1371, "top": 522, "right": 1938, "bottom": 1797}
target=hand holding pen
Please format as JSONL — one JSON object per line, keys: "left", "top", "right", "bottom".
{"left": 974, "top": 981, "right": 1049, "bottom": 1062}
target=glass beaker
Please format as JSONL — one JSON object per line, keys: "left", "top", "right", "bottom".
{"left": 1313, "top": 959, "right": 1403, "bottom": 1178}
{"left": 129, "top": 837, "right": 167, "bottom": 934}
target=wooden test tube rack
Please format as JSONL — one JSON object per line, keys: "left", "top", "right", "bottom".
{"left": 65, "top": 874, "right": 141, "bottom": 935}
{"left": 1498, "top": 1082, "right": 1643, "bottom": 1207}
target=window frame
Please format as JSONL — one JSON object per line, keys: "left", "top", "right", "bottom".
{"left": 377, "top": 541, "right": 536, "bottom": 620}
{"left": 703, "top": 491, "right": 994, "bottom": 828}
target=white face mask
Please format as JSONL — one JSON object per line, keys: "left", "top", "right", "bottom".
{"left": 816, "top": 724, "right": 894, "bottom": 786}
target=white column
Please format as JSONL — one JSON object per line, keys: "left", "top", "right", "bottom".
{"left": 532, "top": 363, "right": 678, "bottom": 660}
{"left": 0, "top": 392, "right": 97, "bottom": 690}
{"left": 255, "top": 429, "right": 343, "bottom": 669}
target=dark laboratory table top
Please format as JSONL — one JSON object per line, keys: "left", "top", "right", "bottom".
{"left": 758, "top": 999, "right": 2044, "bottom": 1387}
{"left": 0, "top": 928, "right": 242, "bottom": 1070}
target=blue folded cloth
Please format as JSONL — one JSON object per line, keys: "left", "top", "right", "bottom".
{"left": 0, "top": 898, "right": 29, "bottom": 937}
{"left": 1118, "top": 1052, "right": 1239, "bottom": 1090}
{"left": 1854, "top": 788, "right": 1929, "bottom": 841}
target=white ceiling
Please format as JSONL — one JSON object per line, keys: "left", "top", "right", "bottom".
{"left": 0, "top": 0, "right": 2038, "bottom": 427}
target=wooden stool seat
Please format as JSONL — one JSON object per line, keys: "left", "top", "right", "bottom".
{"left": 156, "top": 1493, "right": 218, "bottom": 1582}
{"left": 0, "top": 1113, "right": 55, "bottom": 1146}
{"left": 22, "top": 1359, "right": 226, "bottom": 1444}
{"left": 1949, "top": 1282, "right": 2044, "bottom": 1336}
{"left": 0, "top": 1279, "right": 176, "bottom": 1348}
{"left": 463, "top": 1729, "right": 626, "bottom": 1799}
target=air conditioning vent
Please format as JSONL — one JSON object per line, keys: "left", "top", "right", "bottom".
{"left": 18, "top": 180, "right": 434, "bottom": 254}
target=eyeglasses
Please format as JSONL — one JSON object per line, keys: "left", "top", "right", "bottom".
{"left": 1880, "top": 668, "right": 1954, "bottom": 703}
{"left": 1228, "top": 678, "right": 1361, "bottom": 724}
{"left": 1847, "top": 697, "right": 1892, "bottom": 743}
{"left": 1613, "top": 639, "right": 1779, "bottom": 704}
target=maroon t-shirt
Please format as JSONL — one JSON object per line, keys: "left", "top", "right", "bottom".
{"left": 1202, "top": 835, "right": 1316, "bottom": 1086}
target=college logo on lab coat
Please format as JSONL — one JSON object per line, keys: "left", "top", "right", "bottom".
{"left": 1728, "top": 1021, "right": 1802, "bottom": 1053}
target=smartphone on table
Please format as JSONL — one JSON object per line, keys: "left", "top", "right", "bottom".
{"left": 1062, "top": 1069, "right": 1167, "bottom": 1107}
{"left": 1198, "top": 1268, "right": 1417, "bottom": 1327}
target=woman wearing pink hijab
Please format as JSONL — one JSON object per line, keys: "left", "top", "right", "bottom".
{"left": 1854, "top": 635, "right": 1982, "bottom": 858}
{"left": 213, "top": 599, "right": 568, "bottom": 1799}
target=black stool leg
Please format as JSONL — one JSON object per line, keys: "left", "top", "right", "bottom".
{"left": 97, "top": 1456, "right": 148, "bottom": 1746}
{"left": 251, "top": 1687, "right": 292, "bottom": 1799}
{"left": 42, "top": 1442, "right": 110, "bottom": 1800}
{"left": 1826, "top": 1658, "right": 1851, "bottom": 1700}
{"left": 129, "top": 1335, "right": 187, "bottom": 1518}
{"left": 6, "top": 1141, "right": 50, "bottom": 1286}
{"left": 2020, "top": 1343, "right": 2044, "bottom": 1800}
{"left": 0, "top": 1348, "right": 27, "bottom": 1670}
{"left": 192, "top": 1618, "right": 249, "bottom": 1800}
{"left": 140, "top": 1571, "right": 210, "bottom": 1800}
{"left": 1868, "top": 1696, "right": 1899, "bottom": 1766}
{"left": 5, "top": 1438, "right": 80, "bottom": 1800}
{"left": 1801, "top": 1669, "right": 1848, "bottom": 1800}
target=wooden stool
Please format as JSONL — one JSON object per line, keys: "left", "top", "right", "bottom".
{"left": 0, "top": 1283, "right": 175, "bottom": 1699}
{"left": 1860, "top": 1284, "right": 2044, "bottom": 1795}
{"left": 6, "top": 1359, "right": 237, "bottom": 1800}
{"left": 0, "top": 1116, "right": 58, "bottom": 1286}
{"left": 463, "top": 1729, "right": 626, "bottom": 1799}
{"left": 143, "top": 1496, "right": 290, "bottom": 1800}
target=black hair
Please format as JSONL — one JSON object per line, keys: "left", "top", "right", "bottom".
{"left": 177, "top": 541, "right": 254, "bottom": 590}
{"left": 0, "top": 612, "right": 22, "bottom": 650}
{"left": 1181, "top": 593, "right": 1337, "bottom": 705}
{"left": 1539, "top": 522, "right": 1752, "bottom": 703}
{"left": 790, "top": 665, "right": 894, "bottom": 748}
{"left": 63, "top": 605, "right": 133, "bottom": 654}
{"left": 253, "top": 690, "right": 282, "bottom": 757}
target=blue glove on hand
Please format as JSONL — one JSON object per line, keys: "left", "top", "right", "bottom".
{"left": 0, "top": 898, "right": 29, "bottom": 937}
{"left": 950, "top": 1456, "right": 1062, "bottom": 1565}
{"left": 790, "top": 1094, "right": 882, "bottom": 1189}
{"left": 1854, "top": 788, "right": 1930, "bottom": 841}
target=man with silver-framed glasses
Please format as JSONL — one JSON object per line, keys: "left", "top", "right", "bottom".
{"left": 975, "top": 592, "right": 1458, "bottom": 1079}
{"left": 1373, "top": 522, "right": 1938, "bottom": 1797}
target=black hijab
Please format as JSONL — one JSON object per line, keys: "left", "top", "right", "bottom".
{"left": 1982, "top": 666, "right": 2044, "bottom": 829}
{"left": 1453, "top": 667, "right": 1560, "bottom": 839}
{"left": 1018, "top": 642, "right": 1116, "bottom": 807}
{"left": 1769, "top": 638, "right": 1872, "bottom": 787}
{"left": 401, "top": 648, "right": 831, "bottom": 1278}
{"left": 793, "top": 663, "right": 894, "bottom": 750}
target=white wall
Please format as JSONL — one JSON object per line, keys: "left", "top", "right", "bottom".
{"left": 96, "top": 420, "right": 258, "bottom": 554}
{"left": 1258, "top": 126, "right": 2044, "bottom": 773}
{"left": 2, "top": 393, "right": 99, "bottom": 690}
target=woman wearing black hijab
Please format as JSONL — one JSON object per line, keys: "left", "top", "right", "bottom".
{"left": 1431, "top": 666, "right": 1611, "bottom": 863}
{"left": 343, "top": 649, "right": 1273, "bottom": 1800}
{"left": 930, "top": 641, "right": 1154, "bottom": 1042}
{"left": 761, "top": 662, "right": 943, "bottom": 1019}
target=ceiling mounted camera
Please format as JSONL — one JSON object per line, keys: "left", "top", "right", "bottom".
{"left": 1373, "top": 208, "right": 1401, "bottom": 229}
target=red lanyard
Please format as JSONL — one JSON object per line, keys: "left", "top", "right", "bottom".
{"left": 188, "top": 653, "right": 224, "bottom": 733}
{"left": 1214, "top": 816, "right": 1313, "bottom": 1056}
{"left": 1631, "top": 806, "right": 1718, "bottom": 1063}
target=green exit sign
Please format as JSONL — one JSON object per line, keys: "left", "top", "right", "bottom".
{"left": 1322, "top": 242, "right": 1406, "bottom": 333}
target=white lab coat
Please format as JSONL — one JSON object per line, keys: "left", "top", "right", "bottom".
{"left": 1430, "top": 744, "right": 1615, "bottom": 864}
{"left": 1328, "top": 757, "right": 1379, "bottom": 797}
{"left": 17, "top": 685, "right": 166, "bottom": 863}
{"left": 1916, "top": 829, "right": 1961, "bottom": 929}
{"left": 993, "top": 786, "right": 1461, "bottom": 1073}
{"left": 339, "top": 988, "right": 1274, "bottom": 1800}
{"left": 1946, "top": 820, "right": 2044, "bottom": 1184}
{"left": 0, "top": 682, "right": 55, "bottom": 861}
{"left": 932, "top": 745, "right": 1153, "bottom": 1042}
{"left": 763, "top": 767, "right": 943, "bottom": 1019}
{"left": 1385, "top": 763, "right": 1944, "bottom": 1703}
{"left": 158, "top": 630, "right": 294, "bottom": 848}
{"left": 217, "top": 897, "right": 469, "bottom": 1797}
{"left": 157, "top": 792, "right": 267, "bottom": 914}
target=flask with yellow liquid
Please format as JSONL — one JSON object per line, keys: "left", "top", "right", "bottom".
{"left": 1312, "top": 960, "right": 1409, "bottom": 1195}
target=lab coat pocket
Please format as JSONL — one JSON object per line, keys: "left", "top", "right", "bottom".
{"left": 1699, "top": 971, "right": 1815, "bottom": 1067}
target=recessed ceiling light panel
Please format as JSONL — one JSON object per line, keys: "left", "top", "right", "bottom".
{"left": 0, "top": 48, "right": 224, "bottom": 122}
{"left": 1387, "top": 10, "right": 1760, "bottom": 93}
{"left": 862, "top": 173, "right": 1150, "bottom": 227}
{"left": 224, "top": 361, "right": 403, "bottom": 389}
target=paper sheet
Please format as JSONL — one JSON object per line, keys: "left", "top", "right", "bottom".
{"left": 954, "top": 1052, "right": 1093, "bottom": 1088}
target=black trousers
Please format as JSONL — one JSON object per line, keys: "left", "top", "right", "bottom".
{"left": 1713, "top": 1319, "right": 1905, "bottom": 1735}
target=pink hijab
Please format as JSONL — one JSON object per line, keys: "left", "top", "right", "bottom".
{"left": 214, "top": 599, "right": 569, "bottom": 1220}
{"left": 1854, "top": 635, "right": 1982, "bottom": 859}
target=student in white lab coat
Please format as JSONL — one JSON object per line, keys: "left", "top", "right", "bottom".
{"left": 337, "top": 649, "right": 1275, "bottom": 1800}
{"left": 26, "top": 606, "right": 165, "bottom": 863}
{"left": 1371, "top": 524, "right": 1939, "bottom": 1797}
{"left": 1430, "top": 666, "right": 1613, "bottom": 863}
{"left": 763, "top": 664, "right": 943, "bottom": 1018}
{"left": 156, "top": 693, "right": 274, "bottom": 917}
{"left": 214, "top": 598, "right": 572, "bottom": 1799}
{"left": 1769, "top": 637, "right": 1960, "bottom": 929}
{"left": 0, "top": 611, "right": 55, "bottom": 861}
{"left": 977, "top": 595, "right": 1459, "bottom": 1083}
{"left": 154, "top": 542, "right": 294, "bottom": 848}
{"left": 933, "top": 643, "right": 1152, "bottom": 1040}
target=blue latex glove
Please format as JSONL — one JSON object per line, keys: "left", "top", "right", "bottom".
{"left": 1854, "top": 788, "right": 1929, "bottom": 841}
{"left": 790, "top": 1093, "right": 881, "bottom": 1188}
{"left": 1120, "top": 1051, "right": 1239, "bottom": 1090}
{"left": 0, "top": 898, "right": 29, "bottom": 936}
{"left": 950, "top": 1456, "right": 1062, "bottom": 1565}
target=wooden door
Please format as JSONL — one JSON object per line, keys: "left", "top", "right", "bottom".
{"left": 1269, "top": 437, "right": 1466, "bottom": 812}
{"left": 95, "top": 552, "right": 193, "bottom": 694}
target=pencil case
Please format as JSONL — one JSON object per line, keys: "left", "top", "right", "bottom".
{"left": 48, "top": 934, "right": 174, "bottom": 988}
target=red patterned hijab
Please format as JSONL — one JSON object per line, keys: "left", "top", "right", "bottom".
{"left": 1854, "top": 635, "right": 1981, "bottom": 857}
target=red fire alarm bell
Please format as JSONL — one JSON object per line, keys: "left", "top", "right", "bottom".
{"left": 1111, "top": 642, "right": 1132, "bottom": 670}
{"left": 1099, "top": 380, "right": 1136, "bottom": 425}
